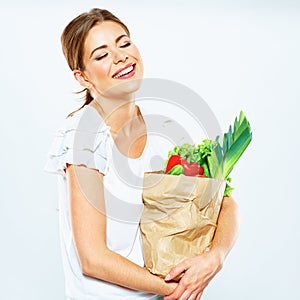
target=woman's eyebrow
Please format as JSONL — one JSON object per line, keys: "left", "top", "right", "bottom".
{"left": 89, "top": 34, "right": 128, "bottom": 58}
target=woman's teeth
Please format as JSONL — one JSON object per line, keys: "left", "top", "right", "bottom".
{"left": 113, "top": 65, "right": 134, "bottom": 78}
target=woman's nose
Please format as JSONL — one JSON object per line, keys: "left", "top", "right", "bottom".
{"left": 113, "top": 49, "right": 128, "bottom": 64}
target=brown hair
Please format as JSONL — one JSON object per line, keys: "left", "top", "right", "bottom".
{"left": 61, "top": 8, "right": 130, "bottom": 116}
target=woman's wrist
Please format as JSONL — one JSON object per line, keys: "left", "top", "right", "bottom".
{"left": 152, "top": 275, "right": 177, "bottom": 295}
{"left": 205, "top": 246, "right": 226, "bottom": 269}
{"left": 162, "top": 280, "right": 177, "bottom": 295}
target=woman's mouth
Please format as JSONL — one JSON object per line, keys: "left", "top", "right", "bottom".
{"left": 112, "top": 63, "right": 136, "bottom": 79}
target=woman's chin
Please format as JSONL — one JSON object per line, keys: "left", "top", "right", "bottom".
{"left": 103, "top": 78, "right": 144, "bottom": 98}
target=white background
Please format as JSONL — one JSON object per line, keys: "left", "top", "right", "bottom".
{"left": 0, "top": 0, "right": 299, "bottom": 299}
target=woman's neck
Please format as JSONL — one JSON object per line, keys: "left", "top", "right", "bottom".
{"left": 91, "top": 96, "right": 139, "bottom": 134}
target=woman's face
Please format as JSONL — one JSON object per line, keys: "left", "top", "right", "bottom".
{"left": 80, "top": 21, "right": 144, "bottom": 99}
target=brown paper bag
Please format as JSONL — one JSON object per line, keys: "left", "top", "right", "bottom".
{"left": 140, "top": 173, "right": 226, "bottom": 279}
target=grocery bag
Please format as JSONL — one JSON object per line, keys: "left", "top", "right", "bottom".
{"left": 140, "top": 172, "right": 226, "bottom": 279}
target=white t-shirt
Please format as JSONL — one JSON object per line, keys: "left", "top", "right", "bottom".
{"left": 45, "top": 100, "right": 205, "bottom": 299}
{"left": 45, "top": 104, "right": 165, "bottom": 299}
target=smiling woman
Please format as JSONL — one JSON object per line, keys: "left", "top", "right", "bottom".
{"left": 44, "top": 7, "right": 240, "bottom": 300}
{"left": 45, "top": 9, "right": 174, "bottom": 300}
{"left": 73, "top": 21, "right": 144, "bottom": 100}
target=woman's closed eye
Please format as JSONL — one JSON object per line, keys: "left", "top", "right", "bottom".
{"left": 120, "top": 41, "right": 131, "bottom": 48}
{"left": 95, "top": 53, "right": 108, "bottom": 61}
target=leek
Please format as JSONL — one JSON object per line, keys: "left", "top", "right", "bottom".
{"left": 208, "top": 111, "right": 252, "bottom": 195}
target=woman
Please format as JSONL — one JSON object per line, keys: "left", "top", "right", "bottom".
{"left": 45, "top": 8, "right": 240, "bottom": 300}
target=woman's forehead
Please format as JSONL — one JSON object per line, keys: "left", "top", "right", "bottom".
{"left": 86, "top": 21, "right": 128, "bottom": 45}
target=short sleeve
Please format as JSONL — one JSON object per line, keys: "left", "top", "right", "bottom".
{"left": 44, "top": 106, "right": 112, "bottom": 175}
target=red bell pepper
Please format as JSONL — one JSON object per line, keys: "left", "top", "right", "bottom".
{"left": 165, "top": 155, "right": 205, "bottom": 177}
{"left": 181, "top": 159, "right": 199, "bottom": 176}
{"left": 198, "top": 164, "right": 204, "bottom": 175}
{"left": 165, "top": 155, "right": 182, "bottom": 174}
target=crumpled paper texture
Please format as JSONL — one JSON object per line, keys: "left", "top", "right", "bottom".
{"left": 140, "top": 173, "right": 226, "bottom": 279}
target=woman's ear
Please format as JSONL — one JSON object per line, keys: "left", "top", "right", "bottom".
{"left": 73, "top": 70, "right": 92, "bottom": 89}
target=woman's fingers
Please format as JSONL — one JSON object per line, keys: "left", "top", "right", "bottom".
{"left": 186, "top": 291, "right": 199, "bottom": 300}
{"left": 165, "top": 287, "right": 202, "bottom": 300}
{"left": 165, "top": 260, "right": 190, "bottom": 281}
{"left": 164, "top": 283, "right": 186, "bottom": 300}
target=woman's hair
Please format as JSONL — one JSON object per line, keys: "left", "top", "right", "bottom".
{"left": 61, "top": 8, "right": 130, "bottom": 116}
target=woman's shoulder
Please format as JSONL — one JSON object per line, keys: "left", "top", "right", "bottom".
{"left": 44, "top": 105, "right": 112, "bottom": 175}
{"left": 62, "top": 105, "right": 108, "bottom": 133}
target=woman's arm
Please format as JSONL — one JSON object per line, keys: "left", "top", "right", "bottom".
{"left": 208, "top": 195, "right": 240, "bottom": 262}
{"left": 66, "top": 164, "right": 176, "bottom": 296}
{"left": 164, "top": 196, "right": 240, "bottom": 300}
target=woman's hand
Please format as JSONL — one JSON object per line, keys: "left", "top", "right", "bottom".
{"left": 164, "top": 248, "right": 224, "bottom": 300}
